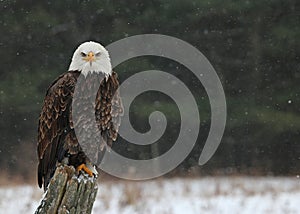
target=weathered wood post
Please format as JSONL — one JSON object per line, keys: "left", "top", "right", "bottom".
{"left": 35, "top": 164, "right": 98, "bottom": 214}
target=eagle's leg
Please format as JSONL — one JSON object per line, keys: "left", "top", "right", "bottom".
{"left": 76, "top": 163, "right": 94, "bottom": 177}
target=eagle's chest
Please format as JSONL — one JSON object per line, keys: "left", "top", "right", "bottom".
{"left": 73, "top": 73, "right": 109, "bottom": 102}
{"left": 70, "top": 72, "right": 113, "bottom": 133}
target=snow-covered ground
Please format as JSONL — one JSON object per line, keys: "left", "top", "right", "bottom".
{"left": 0, "top": 177, "right": 299, "bottom": 214}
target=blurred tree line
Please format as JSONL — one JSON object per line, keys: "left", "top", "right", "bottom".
{"left": 0, "top": 0, "right": 299, "bottom": 181}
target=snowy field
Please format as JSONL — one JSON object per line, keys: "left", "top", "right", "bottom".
{"left": 0, "top": 177, "right": 299, "bottom": 214}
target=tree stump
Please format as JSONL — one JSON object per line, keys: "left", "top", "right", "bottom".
{"left": 35, "top": 164, "right": 98, "bottom": 214}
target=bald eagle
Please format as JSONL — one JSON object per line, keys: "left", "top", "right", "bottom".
{"left": 37, "top": 41, "right": 123, "bottom": 190}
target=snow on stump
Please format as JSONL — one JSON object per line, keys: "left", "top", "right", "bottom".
{"left": 35, "top": 164, "right": 98, "bottom": 214}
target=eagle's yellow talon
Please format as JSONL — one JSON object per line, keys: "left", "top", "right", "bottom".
{"left": 76, "top": 163, "right": 94, "bottom": 176}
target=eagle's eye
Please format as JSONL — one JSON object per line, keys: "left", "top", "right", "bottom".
{"left": 80, "top": 52, "right": 87, "bottom": 57}
{"left": 95, "top": 52, "right": 101, "bottom": 57}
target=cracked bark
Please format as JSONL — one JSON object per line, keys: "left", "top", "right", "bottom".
{"left": 35, "top": 164, "right": 98, "bottom": 214}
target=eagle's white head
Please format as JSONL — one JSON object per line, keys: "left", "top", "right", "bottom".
{"left": 69, "top": 41, "right": 112, "bottom": 77}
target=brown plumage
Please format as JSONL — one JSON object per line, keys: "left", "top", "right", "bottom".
{"left": 37, "top": 70, "right": 123, "bottom": 190}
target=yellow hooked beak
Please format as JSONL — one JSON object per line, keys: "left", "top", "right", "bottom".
{"left": 84, "top": 51, "right": 95, "bottom": 65}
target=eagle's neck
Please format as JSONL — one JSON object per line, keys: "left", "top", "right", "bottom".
{"left": 81, "top": 69, "right": 110, "bottom": 78}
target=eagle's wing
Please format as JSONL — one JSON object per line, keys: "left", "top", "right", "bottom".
{"left": 37, "top": 71, "right": 79, "bottom": 189}
{"left": 95, "top": 71, "right": 123, "bottom": 162}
